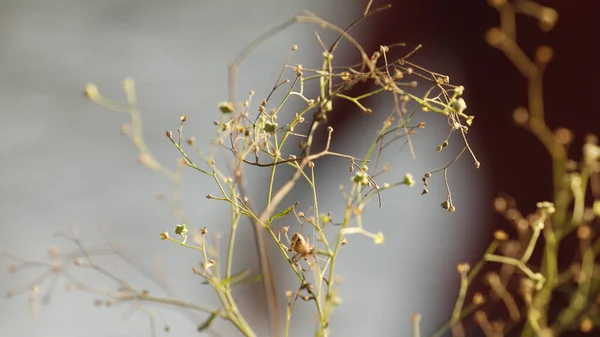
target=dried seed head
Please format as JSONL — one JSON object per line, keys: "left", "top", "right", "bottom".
{"left": 485, "top": 27, "right": 505, "bottom": 47}
{"left": 554, "top": 127, "right": 573, "bottom": 145}
{"left": 512, "top": 107, "right": 529, "bottom": 124}
{"left": 577, "top": 225, "right": 592, "bottom": 240}
{"left": 539, "top": 8, "right": 558, "bottom": 32}
{"left": 485, "top": 272, "right": 500, "bottom": 284}
{"left": 457, "top": 263, "right": 470, "bottom": 274}
{"left": 535, "top": 46, "right": 554, "bottom": 64}
{"left": 290, "top": 233, "right": 314, "bottom": 258}
{"left": 494, "top": 196, "right": 508, "bottom": 212}
{"left": 472, "top": 292, "right": 485, "bottom": 305}
{"left": 494, "top": 230, "right": 509, "bottom": 241}
{"left": 393, "top": 69, "right": 404, "bottom": 79}
{"left": 487, "top": 0, "right": 507, "bottom": 8}
{"left": 580, "top": 317, "right": 593, "bottom": 333}
{"left": 466, "top": 116, "right": 474, "bottom": 126}
{"left": 202, "top": 260, "right": 215, "bottom": 271}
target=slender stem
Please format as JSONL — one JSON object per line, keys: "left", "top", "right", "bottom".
{"left": 226, "top": 184, "right": 241, "bottom": 282}
{"left": 521, "top": 224, "right": 542, "bottom": 264}
{"left": 449, "top": 269, "right": 468, "bottom": 327}
{"left": 124, "top": 293, "right": 226, "bottom": 317}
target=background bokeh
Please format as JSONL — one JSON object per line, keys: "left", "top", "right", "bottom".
{"left": 0, "top": 1, "right": 495, "bottom": 336}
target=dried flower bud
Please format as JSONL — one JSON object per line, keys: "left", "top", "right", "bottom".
{"left": 402, "top": 173, "right": 415, "bottom": 186}
{"left": 409, "top": 313, "right": 421, "bottom": 322}
{"left": 218, "top": 102, "right": 235, "bottom": 114}
{"left": 84, "top": 83, "right": 99, "bottom": 99}
{"left": 175, "top": 224, "right": 188, "bottom": 236}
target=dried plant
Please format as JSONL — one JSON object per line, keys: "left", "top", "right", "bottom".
{"left": 425, "top": 1, "right": 600, "bottom": 337}
{"left": 2, "top": 1, "right": 479, "bottom": 337}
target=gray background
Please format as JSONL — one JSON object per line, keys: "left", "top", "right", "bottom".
{"left": 0, "top": 1, "right": 492, "bottom": 336}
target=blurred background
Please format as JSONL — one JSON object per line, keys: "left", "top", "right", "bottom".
{"left": 2, "top": 0, "right": 593, "bottom": 336}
